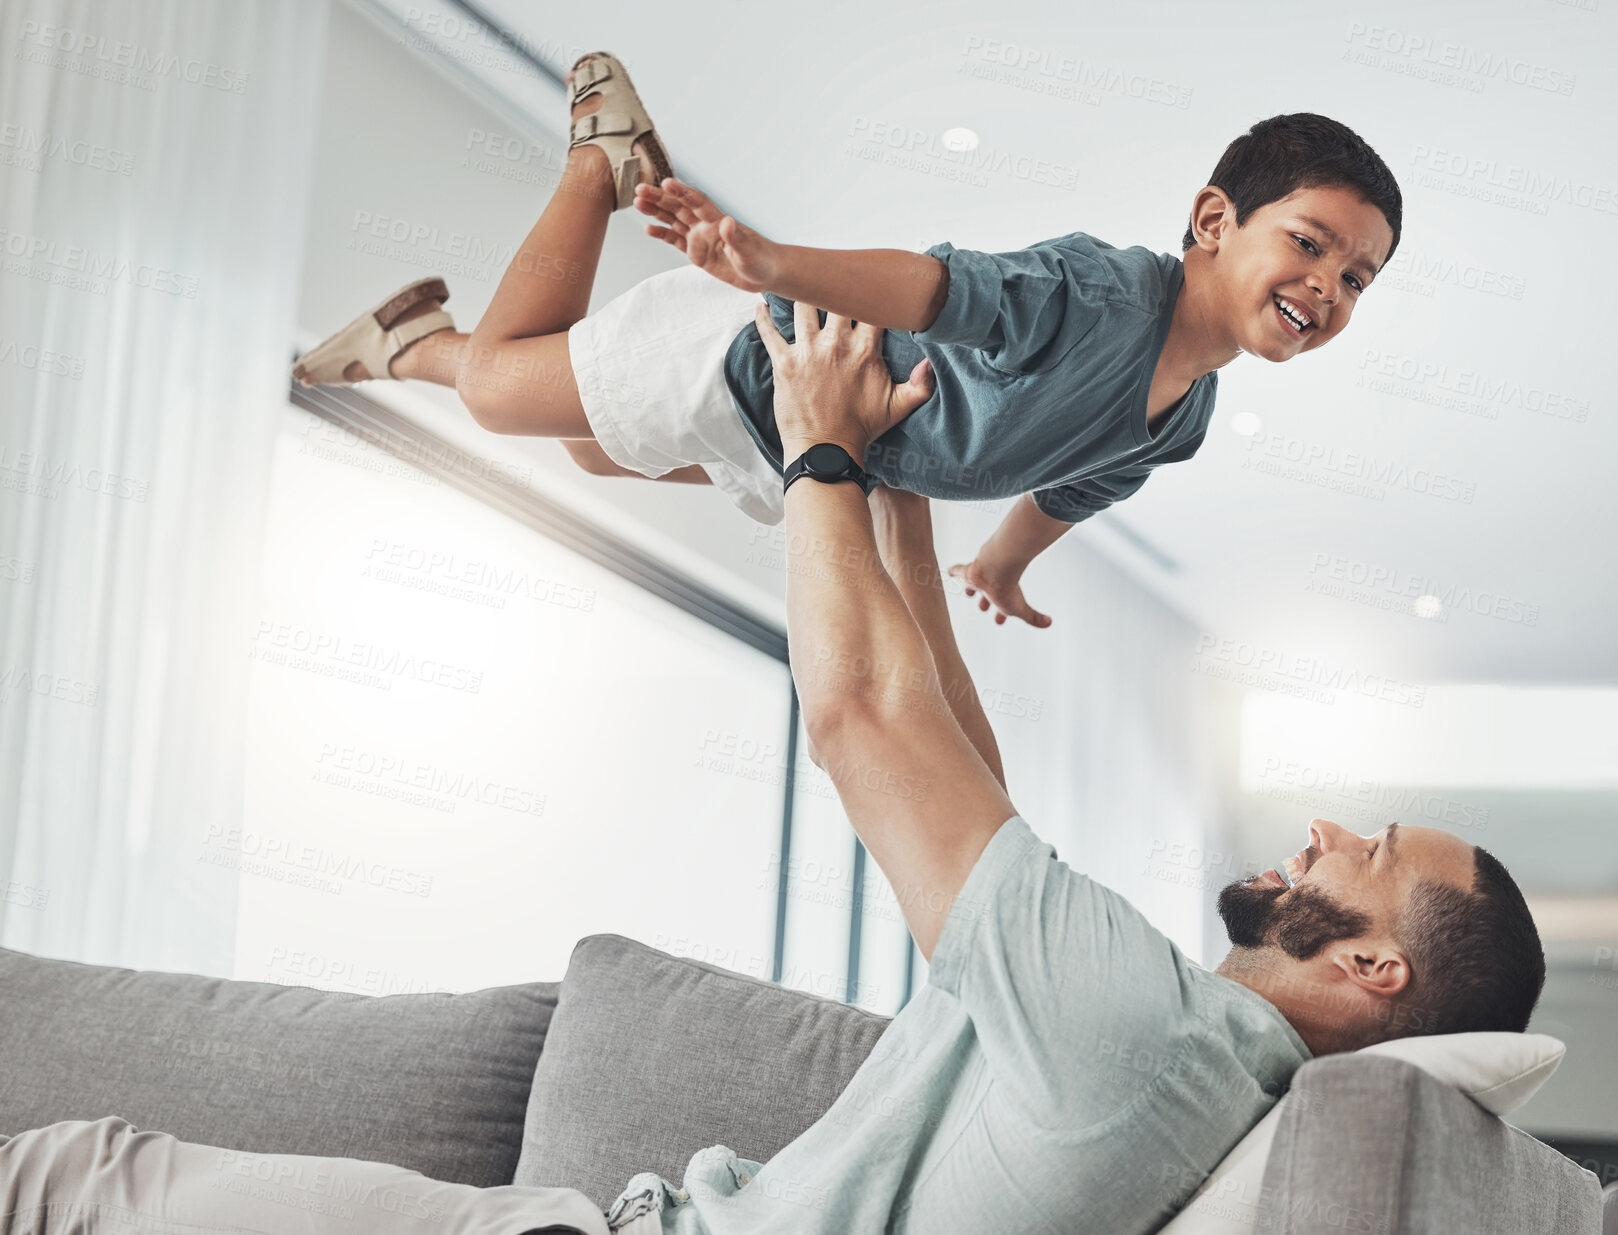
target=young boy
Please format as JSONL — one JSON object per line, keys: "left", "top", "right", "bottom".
{"left": 294, "top": 52, "right": 1401, "bottom": 628}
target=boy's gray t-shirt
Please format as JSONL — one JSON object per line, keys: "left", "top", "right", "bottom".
{"left": 720, "top": 231, "right": 1220, "bottom": 522}
{"left": 610, "top": 813, "right": 1311, "bottom": 1235}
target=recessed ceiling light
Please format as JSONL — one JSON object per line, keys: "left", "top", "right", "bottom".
{"left": 1414, "top": 595, "right": 1443, "bottom": 620}
{"left": 1230, "top": 411, "right": 1263, "bottom": 437}
{"left": 941, "top": 127, "right": 978, "bottom": 153}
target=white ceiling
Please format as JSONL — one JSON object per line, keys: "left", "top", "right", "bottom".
{"left": 388, "top": 0, "right": 1616, "bottom": 685}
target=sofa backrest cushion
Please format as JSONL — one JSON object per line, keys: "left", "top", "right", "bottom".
{"left": 513, "top": 934, "right": 892, "bottom": 1209}
{"left": 1355, "top": 1031, "right": 1565, "bottom": 1115}
{"left": 0, "top": 945, "right": 557, "bottom": 1187}
{"left": 1157, "top": 1034, "right": 1572, "bottom": 1235}
{"left": 1259, "top": 1054, "right": 1601, "bottom": 1234}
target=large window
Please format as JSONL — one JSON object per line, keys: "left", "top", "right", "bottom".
{"left": 232, "top": 393, "right": 909, "bottom": 1011}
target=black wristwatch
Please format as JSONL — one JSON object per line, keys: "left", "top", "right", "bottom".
{"left": 783, "top": 443, "right": 875, "bottom": 495}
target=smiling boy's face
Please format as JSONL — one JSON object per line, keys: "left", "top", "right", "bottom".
{"left": 1201, "top": 183, "right": 1395, "bottom": 363}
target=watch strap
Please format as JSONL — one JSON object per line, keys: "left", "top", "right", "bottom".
{"left": 783, "top": 443, "right": 874, "bottom": 494}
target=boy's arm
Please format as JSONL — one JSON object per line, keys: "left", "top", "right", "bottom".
{"left": 636, "top": 180, "right": 949, "bottom": 331}
{"left": 948, "top": 494, "right": 1074, "bottom": 629}
{"left": 640, "top": 181, "right": 1102, "bottom": 368}
{"left": 768, "top": 245, "right": 949, "bottom": 334}
{"left": 952, "top": 463, "right": 1166, "bottom": 626}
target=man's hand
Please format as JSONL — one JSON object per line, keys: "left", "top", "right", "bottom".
{"left": 948, "top": 554, "right": 1052, "bottom": 628}
{"left": 752, "top": 301, "right": 934, "bottom": 460}
{"left": 634, "top": 178, "right": 779, "bottom": 293}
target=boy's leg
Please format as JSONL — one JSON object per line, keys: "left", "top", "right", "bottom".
{"left": 560, "top": 438, "right": 713, "bottom": 484}
{"left": 394, "top": 63, "right": 657, "bottom": 440}
{"left": 388, "top": 334, "right": 710, "bottom": 484}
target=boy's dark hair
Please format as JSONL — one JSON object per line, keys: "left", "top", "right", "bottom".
{"left": 1180, "top": 113, "right": 1403, "bottom": 272}
{"left": 1374, "top": 846, "right": 1545, "bottom": 1042}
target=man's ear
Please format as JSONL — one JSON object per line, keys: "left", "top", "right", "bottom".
{"left": 1330, "top": 943, "right": 1410, "bottom": 998}
{"left": 1190, "top": 186, "right": 1234, "bottom": 253}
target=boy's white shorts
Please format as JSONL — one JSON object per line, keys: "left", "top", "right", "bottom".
{"left": 568, "top": 264, "right": 786, "bottom": 525}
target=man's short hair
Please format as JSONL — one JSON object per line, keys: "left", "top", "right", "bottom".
{"left": 1379, "top": 846, "right": 1545, "bottom": 1040}
{"left": 1181, "top": 112, "right": 1403, "bottom": 271}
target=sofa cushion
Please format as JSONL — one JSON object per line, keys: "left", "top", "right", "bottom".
{"left": 513, "top": 934, "right": 891, "bottom": 1209}
{"left": 1261, "top": 1054, "right": 1601, "bottom": 1234}
{"left": 0, "top": 946, "right": 557, "bottom": 1187}
{"left": 1157, "top": 1033, "right": 1571, "bottom": 1234}
{"left": 1356, "top": 1031, "right": 1564, "bottom": 1115}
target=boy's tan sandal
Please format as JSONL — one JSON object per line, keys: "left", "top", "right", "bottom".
{"left": 567, "top": 51, "right": 675, "bottom": 211}
{"left": 292, "top": 277, "right": 455, "bottom": 387}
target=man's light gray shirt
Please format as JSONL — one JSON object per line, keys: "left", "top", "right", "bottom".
{"left": 612, "top": 813, "right": 1312, "bottom": 1234}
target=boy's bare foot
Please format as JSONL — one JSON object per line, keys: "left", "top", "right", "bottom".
{"left": 563, "top": 53, "right": 672, "bottom": 200}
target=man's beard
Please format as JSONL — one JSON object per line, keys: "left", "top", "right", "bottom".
{"left": 1217, "top": 878, "right": 1372, "bottom": 960}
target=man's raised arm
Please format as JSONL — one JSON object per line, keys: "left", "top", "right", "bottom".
{"left": 756, "top": 302, "right": 1017, "bottom": 962}
{"left": 870, "top": 485, "right": 1007, "bottom": 791}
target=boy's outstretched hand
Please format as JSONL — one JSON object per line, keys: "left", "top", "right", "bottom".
{"left": 947, "top": 556, "right": 1053, "bottom": 628}
{"left": 635, "top": 178, "right": 777, "bottom": 294}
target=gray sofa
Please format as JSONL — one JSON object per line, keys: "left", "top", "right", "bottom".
{"left": 0, "top": 934, "right": 1602, "bottom": 1233}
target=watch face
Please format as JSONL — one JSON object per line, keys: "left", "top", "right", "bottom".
{"left": 805, "top": 443, "right": 852, "bottom": 474}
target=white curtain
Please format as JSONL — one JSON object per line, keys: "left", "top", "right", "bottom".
{"left": 0, "top": 0, "right": 328, "bottom": 971}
